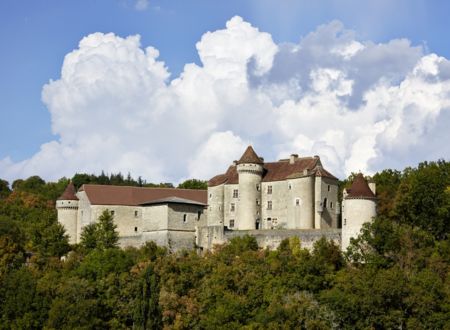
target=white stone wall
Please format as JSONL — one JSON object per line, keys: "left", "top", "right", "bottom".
{"left": 318, "top": 177, "right": 339, "bottom": 229}
{"left": 207, "top": 184, "right": 225, "bottom": 226}
{"left": 56, "top": 200, "right": 78, "bottom": 244}
{"left": 341, "top": 198, "right": 377, "bottom": 251}
{"left": 142, "top": 205, "right": 168, "bottom": 231}
{"left": 76, "top": 191, "right": 92, "bottom": 243}
{"left": 261, "top": 180, "right": 288, "bottom": 229}
{"left": 224, "top": 183, "right": 239, "bottom": 229}
{"left": 196, "top": 226, "right": 341, "bottom": 251}
{"left": 167, "top": 204, "right": 206, "bottom": 231}
{"left": 237, "top": 163, "right": 263, "bottom": 230}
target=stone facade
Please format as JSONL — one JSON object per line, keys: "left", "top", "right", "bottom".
{"left": 56, "top": 184, "right": 207, "bottom": 251}
{"left": 196, "top": 146, "right": 376, "bottom": 251}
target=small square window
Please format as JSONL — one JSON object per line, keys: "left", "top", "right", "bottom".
{"left": 134, "top": 227, "right": 138, "bottom": 232}
{"left": 134, "top": 210, "right": 138, "bottom": 217}
{"left": 295, "top": 198, "right": 300, "bottom": 206}
{"left": 233, "top": 189, "right": 239, "bottom": 198}
{"left": 229, "top": 219, "right": 235, "bottom": 228}
{"left": 288, "top": 183, "right": 292, "bottom": 190}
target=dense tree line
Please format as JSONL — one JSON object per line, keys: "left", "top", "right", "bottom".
{"left": 0, "top": 160, "right": 449, "bottom": 329}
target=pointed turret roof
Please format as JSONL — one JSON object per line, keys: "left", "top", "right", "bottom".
{"left": 238, "top": 146, "right": 263, "bottom": 164}
{"left": 345, "top": 173, "right": 376, "bottom": 199}
{"left": 58, "top": 181, "right": 79, "bottom": 201}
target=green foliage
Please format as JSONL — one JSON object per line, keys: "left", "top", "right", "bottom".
{"left": 72, "top": 171, "right": 174, "bottom": 189}
{"left": 77, "top": 248, "right": 134, "bottom": 280}
{"left": 134, "top": 266, "right": 162, "bottom": 330}
{"left": 393, "top": 160, "right": 450, "bottom": 239}
{"left": 0, "top": 179, "right": 11, "bottom": 199}
{"left": 80, "top": 209, "right": 119, "bottom": 251}
{"left": 177, "top": 179, "right": 207, "bottom": 190}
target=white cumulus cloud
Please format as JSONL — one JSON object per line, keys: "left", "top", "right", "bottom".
{"left": 1, "top": 16, "right": 449, "bottom": 183}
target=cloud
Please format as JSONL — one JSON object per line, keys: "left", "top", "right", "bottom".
{"left": 1, "top": 16, "right": 449, "bottom": 183}
{"left": 134, "top": 0, "right": 149, "bottom": 11}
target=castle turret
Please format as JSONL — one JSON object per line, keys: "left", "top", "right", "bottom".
{"left": 341, "top": 174, "right": 377, "bottom": 251}
{"left": 236, "top": 146, "right": 263, "bottom": 230}
{"left": 56, "top": 182, "right": 79, "bottom": 244}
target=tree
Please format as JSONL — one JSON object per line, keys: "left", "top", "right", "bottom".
{"left": 393, "top": 161, "right": 450, "bottom": 239}
{"left": 0, "top": 180, "right": 11, "bottom": 199}
{"left": 177, "top": 179, "right": 207, "bottom": 190}
{"left": 80, "top": 210, "right": 119, "bottom": 251}
{"left": 134, "top": 266, "right": 162, "bottom": 329}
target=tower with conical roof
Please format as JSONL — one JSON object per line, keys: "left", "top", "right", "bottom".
{"left": 236, "top": 146, "right": 263, "bottom": 230}
{"left": 56, "top": 181, "right": 79, "bottom": 244}
{"left": 341, "top": 174, "right": 377, "bottom": 251}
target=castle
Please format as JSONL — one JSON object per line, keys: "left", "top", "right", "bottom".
{"left": 57, "top": 146, "right": 377, "bottom": 251}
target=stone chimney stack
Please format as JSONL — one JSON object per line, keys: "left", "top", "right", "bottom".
{"left": 289, "top": 154, "right": 298, "bottom": 164}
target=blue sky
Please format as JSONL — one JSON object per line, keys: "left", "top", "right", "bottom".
{"left": 1, "top": 0, "right": 450, "bottom": 182}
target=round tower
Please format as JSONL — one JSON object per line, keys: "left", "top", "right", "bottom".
{"left": 56, "top": 181, "right": 79, "bottom": 244}
{"left": 236, "top": 146, "right": 263, "bottom": 230}
{"left": 341, "top": 174, "right": 377, "bottom": 251}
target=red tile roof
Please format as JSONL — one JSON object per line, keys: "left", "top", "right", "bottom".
{"left": 57, "top": 182, "right": 79, "bottom": 201}
{"left": 238, "top": 146, "right": 263, "bottom": 164}
{"left": 345, "top": 173, "right": 376, "bottom": 199}
{"left": 208, "top": 156, "right": 338, "bottom": 187}
{"left": 79, "top": 184, "right": 207, "bottom": 206}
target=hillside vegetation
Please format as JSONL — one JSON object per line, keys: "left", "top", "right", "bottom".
{"left": 0, "top": 161, "right": 449, "bottom": 329}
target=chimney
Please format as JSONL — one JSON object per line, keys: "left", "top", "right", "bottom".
{"left": 232, "top": 160, "right": 238, "bottom": 166}
{"left": 289, "top": 154, "right": 298, "bottom": 164}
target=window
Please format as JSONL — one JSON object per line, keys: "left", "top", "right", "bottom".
{"left": 134, "top": 227, "right": 138, "bottom": 232}
{"left": 197, "top": 210, "right": 202, "bottom": 220}
{"left": 230, "top": 203, "right": 235, "bottom": 212}
{"left": 256, "top": 184, "right": 260, "bottom": 191}
{"left": 295, "top": 198, "right": 300, "bottom": 206}
{"left": 233, "top": 189, "right": 239, "bottom": 198}
{"left": 288, "top": 183, "right": 292, "bottom": 190}
{"left": 330, "top": 202, "right": 333, "bottom": 209}
{"left": 209, "top": 193, "right": 212, "bottom": 199}
{"left": 328, "top": 185, "right": 330, "bottom": 191}
{"left": 267, "top": 185, "right": 272, "bottom": 194}
{"left": 344, "top": 218, "right": 347, "bottom": 226}
{"left": 229, "top": 219, "right": 235, "bottom": 228}
{"left": 111, "top": 210, "right": 115, "bottom": 216}
{"left": 267, "top": 201, "right": 272, "bottom": 210}
{"left": 183, "top": 214, "right": 187, "bottom": 223}
{"left": 256, "top": 199, "right": 260, "bottom": 205}
{"left": 134, "top": 210, "right": 138, "bottom": 217}
{"left": 323, "top": 198, "right": 327, "bottom": 208}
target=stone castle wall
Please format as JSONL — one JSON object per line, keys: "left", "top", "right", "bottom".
{"left": 196, "top": 226, "right": 342, "bottom": 251}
